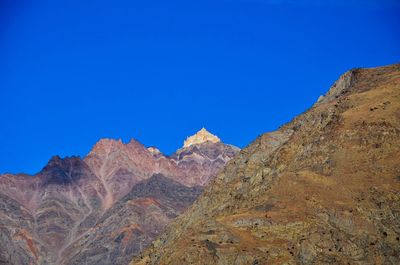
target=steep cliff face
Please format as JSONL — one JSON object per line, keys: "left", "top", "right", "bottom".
{"left": 132, "top": 64, "right": 400, "bottom": 265}
{"left": 0, "top": 129, "right": 239, "bottom": 265}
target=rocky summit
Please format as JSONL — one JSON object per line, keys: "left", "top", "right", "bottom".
{"left": 0, "top": 129, "right": 239, "bottom": 265}
{"left": 184, "top": 128, "right": 221, "bottom": 148}
{"left": 132, "top": 64, "right": 400, "bottom": 265}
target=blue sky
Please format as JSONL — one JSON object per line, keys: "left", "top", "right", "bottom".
{"left": 0, "top": 0, "right": 399, "bottom": 174}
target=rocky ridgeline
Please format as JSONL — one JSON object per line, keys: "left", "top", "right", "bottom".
{"left": 0, "top": 129, "right": 239, "bottom": 265}
{"left": 132, "top": 64, "right": 400, "bottom": 265}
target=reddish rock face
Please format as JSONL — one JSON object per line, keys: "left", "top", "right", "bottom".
{"left": 0, "top": 129, "right": 239, "bottom": 265}
{"left": 83, "top": 136, "right": 239, "bottom": 208}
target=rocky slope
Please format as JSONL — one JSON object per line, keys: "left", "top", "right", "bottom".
{"left": 59, "top": 174, "right": 202, "bottom": 265}
{"left": 0, "top": 129, "right": 239, "bottom": 265}
{"left": 131, "top": 63, "right": 400, "bottom": 265}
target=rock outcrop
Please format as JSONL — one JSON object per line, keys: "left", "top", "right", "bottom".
{"left": 184, "top": 128, "right": 221, "bottom": 148}
{"left": 0, "top": 129, "right": 239, "bottom": 264}
{"left": 131, "top": 64, "right": 400, "bottom": 265}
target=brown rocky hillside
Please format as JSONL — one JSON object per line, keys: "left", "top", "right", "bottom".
{"left": 132, "top": 63, "right": 400, "bottom": 265}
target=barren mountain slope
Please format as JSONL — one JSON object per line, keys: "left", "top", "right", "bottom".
{"left": 132, "top": 64, "right": 400, "bottom": 265}
{"left": 59, "top": 174, "right": 202, "bottom": 265}
{"left": 0, "top": 130, "right": 239, "bottom": 265}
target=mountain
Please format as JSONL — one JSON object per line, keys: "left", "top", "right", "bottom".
{"left": 131, "top": 64, "right": 400, "bottom": 265}
{"left": 58, "top": 174, "right": 203, "bottom": 265}
{"left": 0, "top": 129, "right": 239, "bottom": 265}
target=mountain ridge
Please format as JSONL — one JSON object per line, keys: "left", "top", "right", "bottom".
{"left": 131, "top": 63, "right": 400, "bottom": 265}
{"left": 0, "top": 128, "right": 240, "bottom": 265}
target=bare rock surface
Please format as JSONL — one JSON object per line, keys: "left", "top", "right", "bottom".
{"left": 59, "top": 174, "right": 202, "bottom": 265}
{"left": 131, "top": 64, "right": 400, "bottom": 265}
{"left": 0, "top": 129, "right": 239, "bottom": 264}
{"left": 184, "top": 128, "right": 221, "bottom": 148}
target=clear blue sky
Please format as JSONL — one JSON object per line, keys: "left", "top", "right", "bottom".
{"left": 0, "top": 0, "right": 399, "bottom": 174}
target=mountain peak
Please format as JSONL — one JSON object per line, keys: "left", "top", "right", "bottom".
{"left": 86, "top": 138, "right": 124, "bottom": 157}
{"left": 183, "top": 128, "right": 221, "bottom": 148}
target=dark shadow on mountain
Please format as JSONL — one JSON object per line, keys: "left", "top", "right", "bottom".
{"left": 37, "top": 155, "right": 92, "bottom": 186}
